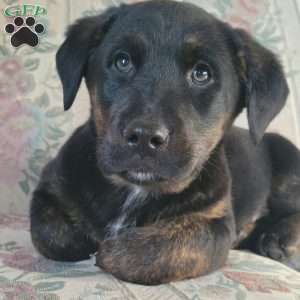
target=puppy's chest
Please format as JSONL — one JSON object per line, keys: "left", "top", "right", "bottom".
{"left": 104, "top": 188, "right": 213, "bottom": 238}
{"left": 105, "top": 187, "right": 148, "bottom": 238}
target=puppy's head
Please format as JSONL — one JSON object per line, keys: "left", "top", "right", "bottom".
{"left": 56, "top": 0, "right": 289, "bottom": 194}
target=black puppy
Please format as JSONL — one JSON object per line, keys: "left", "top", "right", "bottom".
{"left": 30, "top": 0, "right": 300, "bottom": 285}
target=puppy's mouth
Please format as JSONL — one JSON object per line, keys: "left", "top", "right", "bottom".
{"left": 120, "top": 170, "right": 166, "bottom": 185}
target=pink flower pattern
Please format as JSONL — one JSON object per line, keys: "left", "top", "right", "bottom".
{"left": 225, "top": 0, "right": 269, "bottom": 32}
{"left": 224, "top": 271, "right": 291, "bottom": 293}
{"left": 0, "top": 281, "right": 39, "bottom": 300}
{"left": 0, "top": 214, "right": 29, "bottom": 230}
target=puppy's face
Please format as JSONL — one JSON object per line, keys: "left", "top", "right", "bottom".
{"left": 86, "top": 3, "right": 239, "bottom": 193}
{"left": 57, "top": 1, "right": 288, "bottom": 194}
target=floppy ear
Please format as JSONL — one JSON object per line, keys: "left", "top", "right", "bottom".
{"left": 233, "top": 29, "right": 289, "bottom": 144}
{"left": 56, "top": 8, "right": 118, "bottom": 110}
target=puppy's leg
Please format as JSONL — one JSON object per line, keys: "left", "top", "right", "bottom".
{"left": 258, "top": 213, "right": 300, "bottom": 269}
{"left": 30, "top": 189, "right": 97, "bottom": 261}
{"left": 96, "top": 200, "right": 235, "bottom": 285}
{"left": 256, "top": 134, "right": 300, "bottom": 269}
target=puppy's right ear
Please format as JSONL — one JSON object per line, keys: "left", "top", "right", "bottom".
{"left": 56, "top": 8, "right": 118, "bottom": 110}
{"left": 225, "top": 27, "right": 289, "bottom": 144}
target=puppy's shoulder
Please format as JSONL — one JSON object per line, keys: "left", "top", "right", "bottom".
{"left": 224, "top": 126, "right": 268, "bottom": 158}
{"left": 224, "top": 126, "right": 272, "bottom": 181}
{"left": 38, "top": 121, "right": 97, "bottom": 191}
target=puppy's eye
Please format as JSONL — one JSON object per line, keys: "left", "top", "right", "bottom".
{"left": 114, "top": 52, "right": 133, "bottom": 73}
{"left": 190, "top": 63, "right": 212, "bottom": 85}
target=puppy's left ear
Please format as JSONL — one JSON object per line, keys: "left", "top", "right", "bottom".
{"left": 232, "top": 29, "right": 289, "bottom": 144}
{"left": 56, "top": 7, "right": 119, "bottom": 110}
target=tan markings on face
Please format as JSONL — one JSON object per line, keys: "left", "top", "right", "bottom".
{"left": 108, "top": 114, "right": 230, "bottom": 195}
{"left": 155, "top": 115, "right": 228, "bottom": 195}
{"left": 90, "top": 87, "right": 105, "bottom": 136}
{"left": 205, "top": 114, "right": 230, "bottom": 151}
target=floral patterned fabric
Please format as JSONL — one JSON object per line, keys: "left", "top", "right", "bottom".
{"left": 1, "top": 214, "right": 300, "bottom": 300}
{"left": 1, "top": 0, "right": 300, "bottom": 299}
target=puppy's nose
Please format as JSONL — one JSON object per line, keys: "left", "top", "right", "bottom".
{"left": 123, "top": 121, "right": 169, "bottom": 150}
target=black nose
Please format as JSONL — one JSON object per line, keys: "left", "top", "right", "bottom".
{"left": 123, "top": 121, "right": 169, "bottom": 150}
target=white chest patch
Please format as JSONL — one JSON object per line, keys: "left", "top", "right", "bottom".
{"left": 105, "top": 187, "right": 147, "bottom": 238}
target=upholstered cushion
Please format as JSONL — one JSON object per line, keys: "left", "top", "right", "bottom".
{"left": 1, "top": 214, "right": 300, "bottom": 299}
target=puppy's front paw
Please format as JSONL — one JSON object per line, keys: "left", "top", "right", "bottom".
{"left": 258, "top": 230, "right": 297, "bottom": 262}
{"left": 95, "top": 233, "right": 150, "bottom": 283}
{"left": 95, "top": 239, "right": 117, "bottom": 272}
{"left": 95, "top": 228, "right": 174, "bottom": 284}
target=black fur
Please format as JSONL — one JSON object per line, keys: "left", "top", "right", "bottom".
{"left": 30, "top": 0, "right": 300, "bottom": 285}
